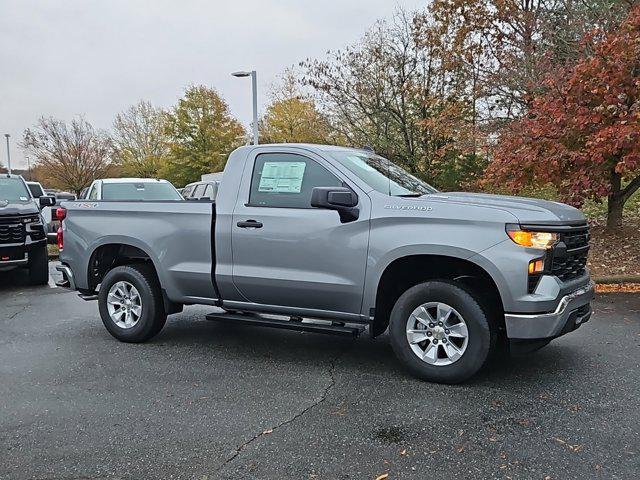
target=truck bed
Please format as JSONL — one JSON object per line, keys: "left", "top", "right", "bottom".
{"left": 61, "top": 200, "right": 217, "bottom": 304}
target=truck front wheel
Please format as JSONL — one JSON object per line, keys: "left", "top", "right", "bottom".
{"left": 98, "top": 264, "right": 167, "bottom": 343}
{"left": 388, "top": 281, "right": 494, "bottom": 384}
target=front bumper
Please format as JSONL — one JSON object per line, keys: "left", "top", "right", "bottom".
{"left": 0, "top": 239, "right": 47, "bottom": 269}
{"left": 504, "top": 281, "right": 595, "bottom": 339}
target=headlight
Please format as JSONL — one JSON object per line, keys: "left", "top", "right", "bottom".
{"left": 506, "top": 227, "right": 557, "bottom": 249}
{"left": 22, "top": 215, "right": 41, "bottom": 224}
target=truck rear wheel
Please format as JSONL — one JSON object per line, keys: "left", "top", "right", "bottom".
{"left": 98, "top": 264, "right": 167, "bottom": 343}
{"left": 28, "top": 246, "right": 49, "bottom": 285}
{"left": 388, "top": 281, "right": 494, "bottom": 384}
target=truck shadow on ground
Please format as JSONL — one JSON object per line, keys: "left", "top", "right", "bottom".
{"left": 0, "top": 268, "right": 33, "bottom": 290}
{"left": 152, "top": 313, "right": 589, "bottom": 388}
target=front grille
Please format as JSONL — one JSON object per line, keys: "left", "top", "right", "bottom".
{"left": 550, "top": 225, "right": 590, "bottom": 282}
{"left": 0, "top": 223, "right": 25, "bottom": 244}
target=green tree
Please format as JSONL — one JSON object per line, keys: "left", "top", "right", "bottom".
{"left": 160, "top": 85, "right": 245, "bottom": 186}
{"left": 112, "top": 101, "right": 168, "bottom": 178}
{"left": 260, "top": 71, "right": 333, "bottom": 144}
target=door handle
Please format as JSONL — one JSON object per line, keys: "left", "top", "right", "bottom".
{"left": 237, "top": 220, "right": 263, "bottom": 228}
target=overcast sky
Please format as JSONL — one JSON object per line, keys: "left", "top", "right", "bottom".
{"left": 0, "top": 0, "right": 425, "bottom": 169}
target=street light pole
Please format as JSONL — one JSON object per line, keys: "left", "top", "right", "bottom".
{"left": 250, "top": 71, "right": 258, "bottom": 146}
{"left": 4, "top": 134, "right": 11, "bottom": 175}
{"left": 232, "top": 70, "right": 259, "bottom": 145}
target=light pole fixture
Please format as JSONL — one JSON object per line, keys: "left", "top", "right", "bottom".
{"left": 4, "top": 134, "right": 11, "bottom": 175}
{"left": 232, "top": 70, "right": 258, "bottom": 145}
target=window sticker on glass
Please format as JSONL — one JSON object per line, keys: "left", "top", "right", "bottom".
{"left": 258, "top": 161, "right": 306, "bottom": 193}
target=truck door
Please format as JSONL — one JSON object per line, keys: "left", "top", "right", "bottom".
{"left": 231, "top": 150, "right": 370, "bottom": 316}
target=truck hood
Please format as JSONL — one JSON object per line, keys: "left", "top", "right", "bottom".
{"left": 0, "top": 199, "right": 39, "bottom": 216}
{"left": 425, "top": 192, "right": 586, "bottom": 225}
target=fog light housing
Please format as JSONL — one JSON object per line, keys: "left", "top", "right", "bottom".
{"left": 528, "top": 258, "right": 545, "bottom": 274}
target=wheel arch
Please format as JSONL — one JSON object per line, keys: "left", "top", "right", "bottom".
{"left": 84, "top": 240, "right": 182, "bottom": 315}
{"left": 370, "top": 254, "right": 505, "bottom": 337}
{"left": 86, "top": 241, "right": 159, "bottom": 292}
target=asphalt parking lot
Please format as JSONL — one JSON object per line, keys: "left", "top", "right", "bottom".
{"left": 1, "top": 263, "right": 639, "bottom": 480}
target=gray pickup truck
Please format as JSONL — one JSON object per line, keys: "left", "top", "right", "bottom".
{"left": 56, "top": 144, "right": 594, "bottom": 383}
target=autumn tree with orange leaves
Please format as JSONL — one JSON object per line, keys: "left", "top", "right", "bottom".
{"left": 486, "top": 5, "right": 640, "bottom": 230}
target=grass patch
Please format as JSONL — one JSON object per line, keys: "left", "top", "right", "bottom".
{"left": 47, "top": 244, "right": 60, "bottom": 258}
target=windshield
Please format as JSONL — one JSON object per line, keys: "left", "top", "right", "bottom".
{"left": 102, "top": 182, "right": 182, "bottom": 201}
{"left": 0, "top": 177, "right": 31, "bottom": 202}
{"left": 329, "top": 150, "right": 437, "bottom": 196}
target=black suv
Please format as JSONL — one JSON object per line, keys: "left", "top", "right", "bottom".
{"left": 0, "top": 174, "right": 55, "bottom": 284}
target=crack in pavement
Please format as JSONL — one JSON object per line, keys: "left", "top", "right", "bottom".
{"left": 215, "top": 341, "right": 353, "bottom": 474}
{"left": 7, "top": 304, "right": 28, "bottom": 320}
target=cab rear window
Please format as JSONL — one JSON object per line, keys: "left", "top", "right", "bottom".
{"left": 101, "top": 183, "right": 181, "bottom": 201}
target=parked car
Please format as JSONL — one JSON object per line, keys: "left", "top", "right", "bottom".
{"left": 44, "top": 189, "right": 77, "bottom": 203}
{"left": 84, "top": 178, "right": 182, "bottom": 201}
{"left": 34, "top": 189, "right": 77, "bottom": 243}
{"left": 56, "top": 144, "right": 594, "bottom": 383}
{"left": 0, "top": 174, "right": 55, "bottom": 283}
{"left": 182, "top": 180, "right": 220, "bottom": 201}
{"left": 26, "top": 181, "right": 54, "bottom": 238}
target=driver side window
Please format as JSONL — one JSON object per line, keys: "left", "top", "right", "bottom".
{"left": 248, "top": 153, "right": 342, "bottom": 208}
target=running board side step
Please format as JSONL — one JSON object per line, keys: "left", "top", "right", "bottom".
{"left": 205, "top": 312, "right": 366, "bottom": 337}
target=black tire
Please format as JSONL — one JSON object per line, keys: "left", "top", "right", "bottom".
{"left": 28, "top": 246, "right": 49, "bottom": 285}
{"left": 98, "top": 264, "right": 166, "bottom": 343}
{"left": 388, "top": 281, "right": 494, "bottom": 384}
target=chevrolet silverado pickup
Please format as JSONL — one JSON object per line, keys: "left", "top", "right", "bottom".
{"left": 56, "top": 144, "right": 594, "bottom": 383}
{"left": 0, "top": 174, "right": 55, "bottom": 284}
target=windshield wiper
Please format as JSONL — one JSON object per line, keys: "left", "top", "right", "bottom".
{"left": 394, "top": 193, "right": 423, "bottom": 197}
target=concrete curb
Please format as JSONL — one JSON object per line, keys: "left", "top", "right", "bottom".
{"left": 592, "top": 275, "right": 640, "bottom": 284}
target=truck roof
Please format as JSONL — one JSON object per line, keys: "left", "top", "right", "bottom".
{"left": 238, "top": 143, "right": 374, "bottom": 154}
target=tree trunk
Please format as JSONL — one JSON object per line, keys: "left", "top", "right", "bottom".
{"left": 606, "top": 169, "right": 624, "bottom": 231}
{"left": 606, "top": 193, "right": 624, "bottom": 231}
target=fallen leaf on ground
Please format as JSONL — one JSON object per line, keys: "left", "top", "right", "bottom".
{"left": 375, "top": 474, "right": 389, "bottom": 480}
{"left": 596, "top": 283, "right": 640, "bottom": 293}
{"left": 553, "top": 437, "right": 583, "bottom": 452}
